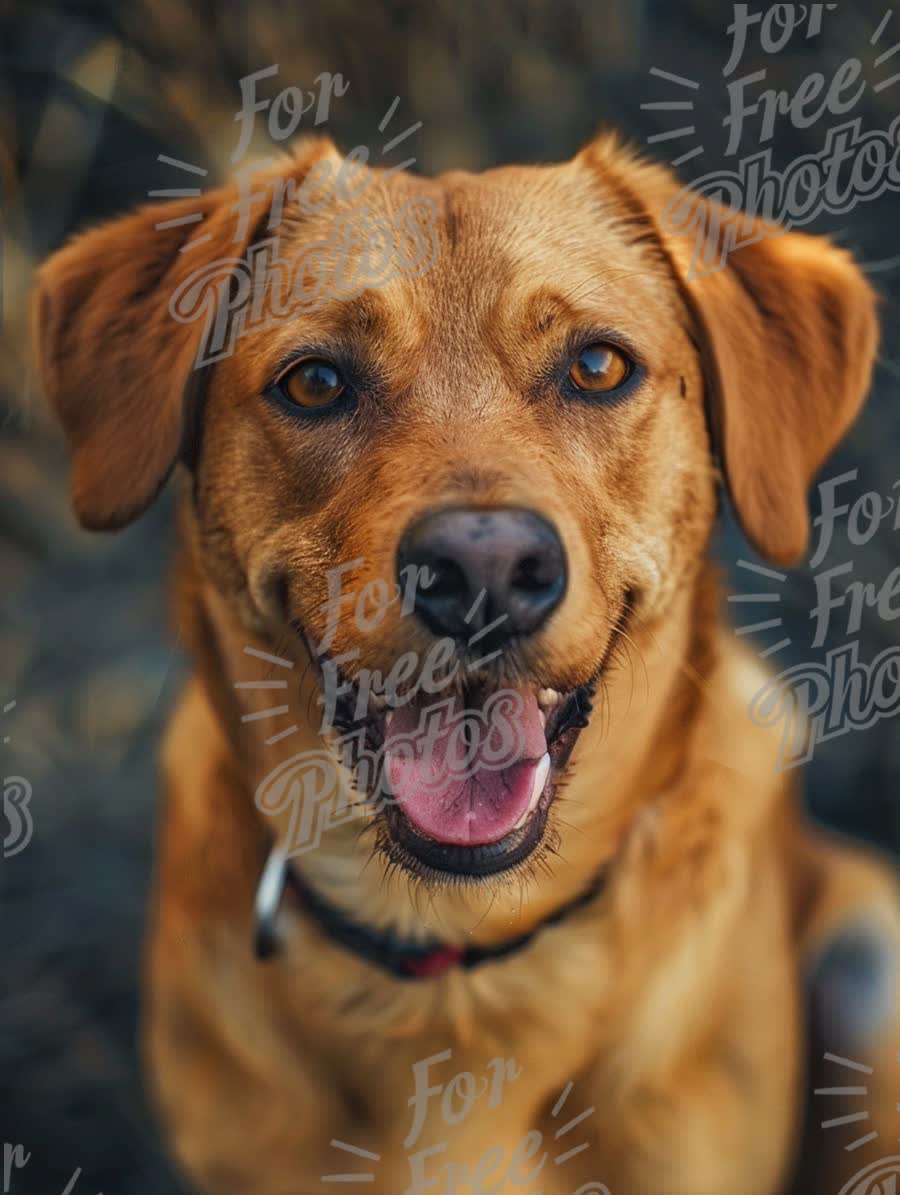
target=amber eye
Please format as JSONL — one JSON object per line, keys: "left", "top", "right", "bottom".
{"left": 568, "top": 343, "right": 631, "bottom": 393}
{"left": 279, "top": 358, "right": 345, "bottom": 409}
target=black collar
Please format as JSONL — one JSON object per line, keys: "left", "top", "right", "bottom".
{"left": 254, "top": 847, "right": 608, "bottom": 981}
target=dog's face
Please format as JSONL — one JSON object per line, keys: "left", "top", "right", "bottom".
{"left": 36, "top": 136, "right": 877, "bottom": 898}
{"left": 195, "top": 147, "right": 720, "bottom": 880}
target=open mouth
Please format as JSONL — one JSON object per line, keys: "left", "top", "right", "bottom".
{"left": 382, "top": 683, "right": 594, "bottom": 877}
{"left": 324, "top": 666, "right": 596, "bottom": 878}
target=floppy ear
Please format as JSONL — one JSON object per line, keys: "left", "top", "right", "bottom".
{"left": 35, "top": 186, "right": 241, "bottom": 529}
{"left": 584, "top": 137, "right": 880, "bottom": 566}
{"left": 34, "top": 136, "right": 340, "bottom": 531}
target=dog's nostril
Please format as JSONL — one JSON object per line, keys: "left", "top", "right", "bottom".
{"left": 424, "top": 558, "right": 468, "bottom": 600}
{"left": 511, "top": 555, "right": 550, "bottom": 593}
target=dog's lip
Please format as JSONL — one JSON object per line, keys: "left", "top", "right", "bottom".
{"left": 383, "top": 784, "right": 554, "bottom": 877}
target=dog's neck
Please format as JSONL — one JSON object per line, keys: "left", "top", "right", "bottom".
{"left": 175, "top": 507, "right": 721, "bottom": 949}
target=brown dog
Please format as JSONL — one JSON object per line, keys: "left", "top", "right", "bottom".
{"left": 36, "top": 134, "right": 900, "bottom": 1195}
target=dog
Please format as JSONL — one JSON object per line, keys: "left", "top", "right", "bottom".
{"left": 35, "top": 133, "right": 900, "bottom": 1195}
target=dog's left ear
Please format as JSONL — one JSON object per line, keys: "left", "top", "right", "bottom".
{"left": 584, "top": 138, "right": 880, "bottom": 566}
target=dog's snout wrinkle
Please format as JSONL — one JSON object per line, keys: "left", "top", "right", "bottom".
{"left": 396, "top": 506, "right": 567, "bottom": 646}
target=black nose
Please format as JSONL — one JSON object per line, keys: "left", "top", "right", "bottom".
{"left": 396, "top": 507, "right": 567, "bottom": 645}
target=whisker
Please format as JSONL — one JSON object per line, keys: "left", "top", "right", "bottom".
{"left": 555, "top": 270, "right": 662, "bottom": 309}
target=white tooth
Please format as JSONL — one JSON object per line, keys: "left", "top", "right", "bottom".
{"left": 514, "top": 752, "right": 552, "bottom": 830}
{"left": 538, "top": 708, "right": 547, "bottom": 728}
{"left": 538, "top": 688, "right": 560, "bottom": 708}
{"left": 531, "top": 752, "right": 551, "bottom": 807}
{"left": 385, "top": 710, "right": 395, "bottom": 733}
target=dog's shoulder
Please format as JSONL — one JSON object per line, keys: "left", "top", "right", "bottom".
{"left": 698, "top": 631, "right": 796, "bottom": 835}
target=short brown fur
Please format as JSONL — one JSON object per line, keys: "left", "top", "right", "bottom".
{"left": 35, "top": 135, "right": 900, "bottom": 1194}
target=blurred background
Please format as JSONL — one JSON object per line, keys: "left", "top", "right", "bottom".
{"left": 1, "top": 0, "right": 898, "bottom": 1191}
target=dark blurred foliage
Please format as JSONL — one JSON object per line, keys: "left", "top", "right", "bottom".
{"left": 0, "top": 1, "right": 898, "bottom": 1191}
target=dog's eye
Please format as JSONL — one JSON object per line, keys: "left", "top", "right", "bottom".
{"left": 278, "top": 358, "right": 345, "bottom": 408}
{"left": 568, "top": 344, "right": 631, "bottom": 393}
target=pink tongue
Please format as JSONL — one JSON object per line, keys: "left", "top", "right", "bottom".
{"left": 383, "top": 690, "right": 548, "bottom": 846}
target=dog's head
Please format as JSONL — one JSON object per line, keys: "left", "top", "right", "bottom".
{"left": 36, "top": 135, "right": 877, "bottom": 899}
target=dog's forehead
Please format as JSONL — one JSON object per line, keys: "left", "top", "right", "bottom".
{"left": 272, "top": 155, "right": 662, "bottom": 298}
{"left": 245, "top": 155, "right": 679, "bottom": 382}
{"left": 429, "top": 161, "right": 671, "bottom": 321}
{"left": 427, "top": 157, "right": 659, "bottom": 285}
{"left": 435, "top": 160, "right": 641, "bottom": 256}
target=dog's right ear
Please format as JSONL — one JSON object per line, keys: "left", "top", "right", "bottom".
{"left": 35, "top": 136, "right": 341, "bottom": 531}
{"left": 34, "top": 185, "right": 248, "bottom": 530}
